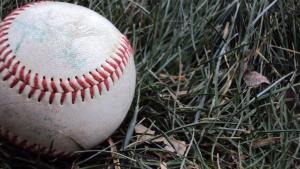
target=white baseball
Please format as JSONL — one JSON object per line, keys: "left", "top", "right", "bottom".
{"left": 0, "top": 1, "right": 135, "bottom": 156}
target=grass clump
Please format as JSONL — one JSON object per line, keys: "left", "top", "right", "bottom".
{"left": 0, "top": 0, "right": 299, "bottom": 168}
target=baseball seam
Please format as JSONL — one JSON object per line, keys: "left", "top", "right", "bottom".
{"left": 0, "top": 125, "right": 73, "bottom": 157}
{"left": 0, "top": 1, "right": 133, "bottom": 157}
{"left": 0, "top": 1, "right": 133, "bottom": 105}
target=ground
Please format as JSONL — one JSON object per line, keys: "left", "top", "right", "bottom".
{"left": 0, "top": 0, "right": 300, "bottom": 169}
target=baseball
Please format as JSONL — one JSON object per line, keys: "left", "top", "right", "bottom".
{"left": 0, "top": 1, "right": 135, "bottom": 156}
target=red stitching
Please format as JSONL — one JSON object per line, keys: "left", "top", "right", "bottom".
{"left": 90, "top": 71, "right": 102, "bottom": 82}
{"left": 10, "top": 78, "right": 19, "bottom": 88}
{"left": 81, "top": 89, "right": 85, "bottom": 101}
{"left": 0, "top": 125, "right": 73, "bottom": 157}
{"left": 0, "top": 22, "right": 12, "bottom": 29}
{"left": 102, "top": 65, "right": 114, "bottom": 74}
{"left": 0, "top": 7, "right": 133, "bottom": 105}
{"left": 76, "top": 76, "right": 89, "bottom": 89}
{"left": 19, "top": 66, "right": 25, "bottom": 81}
{"left": 50, "top": 79, "right": 58, "bottom": 92}
{"left": 3, "top": 72, "right": 12, "bottom": 81}
{"left": 42, "top": 76, "right": 48, "bottom": 91}
{"left": 34, "top": 74, "right": 39, "bottom": 88}
{"left": 84, "top": 75, "right": 95, "bottom": 86}
{"left": 6, "top": 56, "right": 15, "bottom": 68}
{"left": 104, "top": 79, "right": 110, "bottom": 91}
{"left": 0, "top": 32, "right": 8, "bottom": 39}
{"left": 19, "top": 83, "right": 26, "bottom": 94}
{"left": 61, "top": 93, "right": 66, "bottom": 105}
{"left": 49, "top": 93, "right": 55, "bottom": 104}
{"left": 12, "top": 61, "right": 19, "bottom": 75}
{"left": 38, "top": 91, "right": 45, "bottom": 102}
{"left": 60, "top": 79, "right": 69, "bottom": 92}
{"left": 28, "top": 88, "right": 36, "bottom": 98}
{"left": 69, "top": 79, "right": 80, "bottom": 91}
{"left": 0, "top": 44, "right": 9, "bottom": 56}
{"left": 0, "top": 65, "right": 5, "bottom": 73}
{"left": 89, "top": 86, "right": 95, "bottom": 98}
{"left": 97, "top": 69, "right": 108, "bottom": 79}
{"left": 72, "top": 92, "right": 77, "bottom": 104}
{"left": 24, "top": 71, "right": 31, "bottom": 84}
{"left": 1, "top": 49, "right": 11, "bottom": 61}
{"left": 0, "top": 1, "right": 134, "bottom": 157}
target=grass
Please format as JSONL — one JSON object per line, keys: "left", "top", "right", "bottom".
{"left": 0, "top": 0, "right": 299, "bottom": 168}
